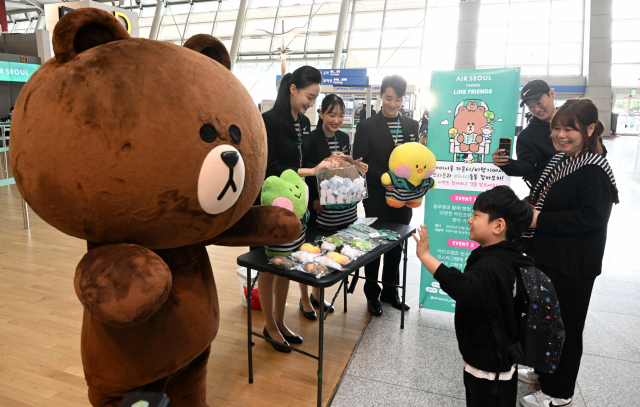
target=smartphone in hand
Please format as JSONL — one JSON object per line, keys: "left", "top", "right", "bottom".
{"left": 498, "top": 138, "right": 512, "bottom": 162}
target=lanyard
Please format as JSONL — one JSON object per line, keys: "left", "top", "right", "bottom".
{"left": 295, "top": 118, "right": 303, "bottom": 167}
{"left": 330, "top": 134, "right": 339, "bottom": 153}
{"left": 394, "top": 116, "right": 400, "bottom": 145}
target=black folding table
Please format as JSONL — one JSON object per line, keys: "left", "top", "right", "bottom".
{"left": 236, "top": 221, "right": 416, "bottom": 407}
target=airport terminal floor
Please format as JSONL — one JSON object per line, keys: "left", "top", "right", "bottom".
{"left": 0, "top": 135, "right": 637, "bottom": 406}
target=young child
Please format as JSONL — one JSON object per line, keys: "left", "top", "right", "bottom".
{"left": 413, "top": 185, "right": 534, "bottom": 407}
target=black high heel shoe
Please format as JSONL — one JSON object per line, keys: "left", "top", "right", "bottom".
{"left": 263, "top": 327, "right": 291, "bottom": 353}
{"left": 299, "top": 299, "right": 317, "bottom": 321}
{"left": 282, "top": 331, "right": 303, "bottom": 344}
{"left": 310, "top": 293, "right": 335, "bottom": 313}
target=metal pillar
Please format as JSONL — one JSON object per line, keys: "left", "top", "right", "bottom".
{"left": 303, "top": 0, "right": 315, "bottom": 57}
{"left": 35, "top": 12, "right": 45, "bottom": 30}
{"left": 180, "top": 1, "right": 194, "bottom": 45}
{"left": 148, "top": 0, "right": 165, "bottom": 40}
{"left": 21, "top": 198, "right": 30, "bottom": 230}
{"left": 417, "top": 0, "right": 429, "bottom": 85}
{"left": 366, "top": 81, "right": 372, "bottom": 119}
{"left": 375, "top": 0, "right": 389, "bottom": 69}
{"left": 210, "top": 0, "right": 221, "bottom": 35}
{"left": 229, "top": 0, "right": 251, "bottom": 72}
{"left": 268, "top": 0, "right": 282, "bottom": 56}
{"left": 343, "top": 0, "right": 357, "bottom": 68}
{"left": 454, "top": 0, "right": 480, "bottom": 70}
{"left": 332, "top": 0, "right": 350, "bottom": 69}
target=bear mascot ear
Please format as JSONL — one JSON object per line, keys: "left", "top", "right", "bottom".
{"left": 53, "top": 8, "right": 130, "bottom": 63}
{"left": 183, "top": 34, "right": 231, "bottom": 70}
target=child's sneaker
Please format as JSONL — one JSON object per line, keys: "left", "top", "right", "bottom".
{"left": 518, "top": 367, "right": 540, "bottom": 385}
{"left": 520, "top": 390, "right": 572, "bottom": 407}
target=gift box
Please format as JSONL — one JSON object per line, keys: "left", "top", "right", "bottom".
{"left": 316, "top": 164, "right": 368, "bottom": 206}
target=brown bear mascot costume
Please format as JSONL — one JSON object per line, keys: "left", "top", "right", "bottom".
{"left": 9, "top": 8, "right": 301, "bottom": 407}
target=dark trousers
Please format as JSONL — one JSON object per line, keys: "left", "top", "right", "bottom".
{"left": 362, "top": 198, "right": 411, "bottom": 300}
{"left": 536, "top": 268, "right": 595, "bottom": 399}
{"left": 463, "top": 370, "right": 517, "bottom": 407}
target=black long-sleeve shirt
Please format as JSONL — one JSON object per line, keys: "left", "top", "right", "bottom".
{"left": 520, "top": 164, "right": 617, "bottom": 279}
{"left": 501, "top": 116, "right": 557, "bottom": 187}
{"left": 434, "top": 241, "right": 535, "bottom": 372}
{"left": 263, "top": 107, "right": 316, "bottom": 178}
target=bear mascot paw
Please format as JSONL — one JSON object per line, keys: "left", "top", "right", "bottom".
{"left": 381, "top": 142, "right": 436, "bottom": 209}
{"left": 10, "top": 8, "right": 302, "bottom": 407}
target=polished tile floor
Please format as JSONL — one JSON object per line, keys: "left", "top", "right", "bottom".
{"left": 332, "top": 136, "right": 639, "bottom": 407}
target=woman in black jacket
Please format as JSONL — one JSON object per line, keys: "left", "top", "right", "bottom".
{"left": 519, "top": 99, "right": 618, "bottom": 407}
{"left": 259, "top": 66, "right": 337, "bottom": 352}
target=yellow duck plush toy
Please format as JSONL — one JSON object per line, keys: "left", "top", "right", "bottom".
{"left": 381, "top": 142, "right": 437, "bottom": 208}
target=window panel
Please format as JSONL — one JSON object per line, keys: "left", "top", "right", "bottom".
{"left": 190, "top": 12, "right": 218, "bottom": 24}
{"left": 244, "top": 18, "right": 277, "bottom": 34}
{"left": 251, "top": 0, "right": 279, "bottom": 8}
{"left": 506, "top": 43, "right": 549, "bottom": 66}
{"left": 247, "top": 7, "right": 277, "bottom": 19}
{"left": 476, "top": 44, "right": 505, "bottom": 67}
{"left": 140, "top": 16, "right": 155, "bottom": 27}
{"left": 313, "top": 3, "right": 342, "bottom": 15}
{"left": 380, "top": 28, "right": 423, "bottom": 48}
{"left": 214, "top": 21, "right": 237, "bottom": 37}
{"left": 307, "top": 34, "right": 337, "bottom": 51}
{"left": 350, "top": 30, "right": 381, "bottom": 50}
{"left": 355, "top": 0, "right": 385, "bottom": 13}
{"left": 310, "top": 14, "right": 340, "bottom": 32}
{"left": 519, "top": 65, "right": 548, "bottom": 76}
{"left": 378, "top": 48, "right": 420, "bottom": 68}
{"left": 548, "top": 65, "right": 581, "bottom": 75}
{"left": 613, "top": 20, "right": 640, "bottom": 41}
{"left": 241, "top": 37, "right": 272, "bottom": 53}
{"left": 354, "top": 12, "right": 383, "bottom": 30}
{"left": 613, "top": 42, "right": 640, "bottom": 64}
{"left": 159, "top": 23, "right": 184, "bottom": 41}
{"left": 220, "top": 0, "right": 240, "bottom": 11}
{"left": 550, "top": 0, "right": 583, "bottom": 22}
{"left": 141, "top": 7, "right": 157, "bottom": 18}
{"left": 549, "top": 43, "right": 582, "bottom": 65}
{"left": 139, "top": 27, "right": 151, "bottom": 38}
{"left": 193, "top": 1, "right": 219, "bottom": 13}
{"left": 612, "top": 64, "right": 640, "bottom": 86}
{"left": 549, "top": 21, "right": 583, "bottom": 43}
{"left": 279, "top": 5, "right": 312, "bottom": 17}
{"left": 479, "top": 3, "right": 509, "bottom": 25}
{"left": 507, "top": 23, "right": 549, "bottom": 45}
{"left": 167, "top": 4, "right": 191, "bottom": 15}
{"left": 287, "top": 36, "right": 307, "bottom": 52}
{"left": 218, "top": 10, "right": 241, "bottom": 21}
{"left": 477, "top": 25, "right": 507, "bottom": 46}
{"left": 348, "top": 49, "right": 379, "bottom": 68}
{"left": 384, "top": 10, "right": 424, "bottom": 29}
{"left": 612, "top": 0, "right": 640, "bottom": 20}
{"left": 185, "top": 22, "right": 214, "bottom": 38}
{"left": 509, "top": 1, "right": 550, "bottom": 23}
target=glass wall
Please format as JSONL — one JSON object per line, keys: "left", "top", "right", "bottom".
{"left": 476, "top": 0, "right": 584, "bottom": 76}
{"left": 612, "top": 0, "right": 640, "bottom": 86}
{"left": 348, "top": 0, "right": 459, "bottom": 86}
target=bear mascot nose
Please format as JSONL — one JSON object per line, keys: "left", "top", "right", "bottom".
{"left": 221, "top": 151, "right": 239, "bottom": 169}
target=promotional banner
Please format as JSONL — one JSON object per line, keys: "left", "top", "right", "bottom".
{"left": 420, "top": 68, "right": 520, "bottom": 312}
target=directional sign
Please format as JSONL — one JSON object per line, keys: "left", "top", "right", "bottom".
{"left": 319, "top": 68, "right": 367, "bottom": 78}
{"left": 322, "top": 76, "right": 368, "bottom": 86}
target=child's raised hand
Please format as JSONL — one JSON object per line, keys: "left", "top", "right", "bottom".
{"left": 412, "top": 225, "right": 430, "bottom": 257}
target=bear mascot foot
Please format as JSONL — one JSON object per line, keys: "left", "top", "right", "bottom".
{"left": 470, "top": 143, "right": 480, "bottom": 153}
{"left": 459, "top": 143, "right": 470, "bottom": 152}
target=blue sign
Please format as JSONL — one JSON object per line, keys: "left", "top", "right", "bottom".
{"left": 322, "top": 76, "right": 368, "bottom": 86}
{"left": 319, "top": 68, "right": 367, "bottom": 78}
{"left": 276, "top": 75, "right": 283, "bottom": 90}
{"left": 518, "top": 85, "right": 585, "bottom": 93}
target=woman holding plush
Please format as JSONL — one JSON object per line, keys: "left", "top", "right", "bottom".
{"left": 259, "top": 66, "right": 337, "bottom": 352}
{"left": 518, "top": 99, "right": 618, "bottom": 407}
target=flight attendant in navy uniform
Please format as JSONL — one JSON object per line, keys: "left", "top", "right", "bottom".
{"left": 352, "top": 74, "right": 419, "bottom": 316}
{"left": 260, "top": 66, "right": 338, "bottom": 351}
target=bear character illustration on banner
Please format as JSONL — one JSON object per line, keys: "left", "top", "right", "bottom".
{"left": 453, "top": 103, "right": 489, "bottom": 153}
{"left": 381, "top": 142, "right": 436, "bottom": 208}
{"left": 10, "top": 8, "right": 301, "bottom": 407}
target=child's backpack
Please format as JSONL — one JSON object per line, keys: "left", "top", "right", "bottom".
{"left": 490, "top": 266, "right": 566, "bottom": 377}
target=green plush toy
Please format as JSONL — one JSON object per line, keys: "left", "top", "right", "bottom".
{"left": 261, "top": 169, "right": 310, "bottom": 257}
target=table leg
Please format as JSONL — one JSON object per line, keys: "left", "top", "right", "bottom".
{"left": 317, "top": 287, "right": 325, "bottom": 407}
{"left": 343, "top": 277, "right": 348, "bottom": 312}
{"left": 401, "top": 240, "right": 408, "bottom": 330}
{"left": 247, "top": 268, "right": 254, "bottom": 384}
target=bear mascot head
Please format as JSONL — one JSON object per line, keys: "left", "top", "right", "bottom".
{"left": 10, "top": 8, "right": 301, "bottom": 406}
